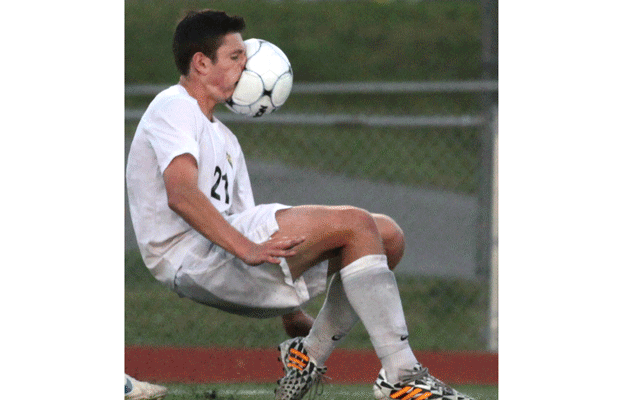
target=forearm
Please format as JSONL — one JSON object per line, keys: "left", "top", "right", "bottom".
{"left": 163, "top": 154, "right": 302, "bottom": 266}
{"left": 168, "top": 183, "right": 254, "bottom": 260}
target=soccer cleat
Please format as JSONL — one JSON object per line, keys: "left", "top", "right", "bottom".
{"left": 373, "top": 365, "right": 475, "bottom": 400}
{"left": 275, "top": 337, "right": 328, "bottom": 400}
{"left": 125, "top": 374, "right": 168, "bottom": 400}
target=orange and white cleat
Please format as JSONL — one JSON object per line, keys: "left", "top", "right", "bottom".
{"left": 373, "top": 366, "right": 475, "bottom": 400}
{"left": 275, "top": 337, "right": 327, "bottom": 400}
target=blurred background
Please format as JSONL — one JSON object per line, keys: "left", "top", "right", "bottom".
{"left": 125, "top": 0, "right": 498, "bottom": 355}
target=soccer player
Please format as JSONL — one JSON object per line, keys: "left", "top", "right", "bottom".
{"left": 126, "top": 9, "right": 475, "bottom": 400}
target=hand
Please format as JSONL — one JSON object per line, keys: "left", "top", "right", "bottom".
{"left": 242, "top": 236, "right": 306, "bottom": 266}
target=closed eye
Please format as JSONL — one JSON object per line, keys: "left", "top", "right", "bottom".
{"left": 231, "top": 49, "right": 245, "bottom": 62}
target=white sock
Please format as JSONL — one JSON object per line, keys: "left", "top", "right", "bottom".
{"left": 303, "top": 273, "right": 359, "bottom": 366}
{"left": 339, "top": 254, "right": 418, "bottom": 383}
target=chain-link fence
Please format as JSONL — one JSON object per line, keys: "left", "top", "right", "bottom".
{"left": 125, "top": 81, "right": 497, "bottom": 352}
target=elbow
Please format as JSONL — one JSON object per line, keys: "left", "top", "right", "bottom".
{"left": 167, "top": 191, "right": 186, "bottom": 214}
{"left": 164, "top": 178, "right": 200, "bottom": 217}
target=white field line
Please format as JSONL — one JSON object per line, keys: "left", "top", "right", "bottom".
{"left": 168, "top": 386, "right": 372, "bottom": 397}
{"left": 167, "top": 385, "right": 492, "bottom": 399}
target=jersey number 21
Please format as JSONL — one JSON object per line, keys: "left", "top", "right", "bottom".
{"left": 211, "top": 166, "right": 230, "bottom": 204}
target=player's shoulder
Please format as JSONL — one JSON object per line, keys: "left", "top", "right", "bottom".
{"left": 148, "top": 84, "right": 199, "bottom": 116}
{"left": 213, "top": 117, "right": 242, "bottom": 146}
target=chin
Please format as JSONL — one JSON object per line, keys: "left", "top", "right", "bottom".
{"left": 217, "top": 91, "right": 234, "bottom": 104}
{"left": 213, "top": 95, "right": 228, "bottom": 104}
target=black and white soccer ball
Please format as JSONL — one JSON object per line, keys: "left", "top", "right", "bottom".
{"left": 225, "top": 38, "right": 293, "bottom": 118}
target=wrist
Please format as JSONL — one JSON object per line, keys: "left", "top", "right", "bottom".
{"left": 232, "top": 236, "right": 256, "bottom": 261}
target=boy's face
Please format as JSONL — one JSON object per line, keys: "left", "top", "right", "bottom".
{"left": 206, "top": 32, "right": 247, "bottom": 103}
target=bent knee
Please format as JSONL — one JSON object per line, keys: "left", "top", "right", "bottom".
{"left": 373, "top": 214, "right": 405, "bottom": 269}
{"left": 332, "top": 206, "right": 379, "bottom": 234}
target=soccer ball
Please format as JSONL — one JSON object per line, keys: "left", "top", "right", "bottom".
{"left": 225, "top": 38, "right": 293, "bottom": 117}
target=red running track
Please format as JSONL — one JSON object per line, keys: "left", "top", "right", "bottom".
{"left": 126, "top": 346, "right": 497, "bottom": 385}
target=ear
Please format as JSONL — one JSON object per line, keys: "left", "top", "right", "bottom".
{"left": 190, "top": 52, "right": 213, "bottom": 75}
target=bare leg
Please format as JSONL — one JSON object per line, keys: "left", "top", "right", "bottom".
{"left": 327, "top": 213, "right": 405, "bottom": 271}
{"left": 273, "top": 205, "right": 384, "bottom": 279}
{"left": 274, "top": 205, "right": 417, "bottom": 382}
{"left": 280, "top": 212, "right": 405, "bottom": 338}
{"left": 373, "top": 213, "right": 405, "bottom": 269}
{"left": 281, "top": 309, "right": 314, "bottom": 337}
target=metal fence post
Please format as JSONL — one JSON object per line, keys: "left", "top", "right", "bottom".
{"left": 488, "top": 105, "right": 499, "bottom": 352}
{"left": 478, "top": 0, "right": 498, "bottom": 352}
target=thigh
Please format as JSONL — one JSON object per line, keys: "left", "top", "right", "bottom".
{"left": 273, "top": 205, "right": 383, "bottom": 279}
{"left": 273, "top": 205, "right": 341, "bottom": 278}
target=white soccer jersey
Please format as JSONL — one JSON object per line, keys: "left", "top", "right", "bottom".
{"left": 126, "top": 84, "right": 255, "bottom": 288}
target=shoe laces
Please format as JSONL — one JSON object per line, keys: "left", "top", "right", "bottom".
{"left": 276, "top": 338, "right": 330, "bottom": 400}
{"left": 306, "top": 366, "right": 329, "bottom": 400}
{"left": 401, "top": 365, "right": 453, "bottom": 393}
{"left": 276, "top": 363, "right": 329, "bottom": 400}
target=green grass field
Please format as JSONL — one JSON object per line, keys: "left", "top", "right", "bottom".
{"left": 152, "top": 382, "right": 498, "bottom": 400}
{"left": 125, "top": 0, "right": 482, "bottom": 84}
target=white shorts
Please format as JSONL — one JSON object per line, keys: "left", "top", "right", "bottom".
{"left": 172, "top": 203, "right": 329, "bottom": 318}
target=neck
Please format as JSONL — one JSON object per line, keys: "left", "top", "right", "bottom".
{"left": 179, "top": 75, "right": 216, "bottom": 121}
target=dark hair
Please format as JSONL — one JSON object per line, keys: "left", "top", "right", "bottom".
{"left": 172, "top": 10, "right": 245, "bottom": 76}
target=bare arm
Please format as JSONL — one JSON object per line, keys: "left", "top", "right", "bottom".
{"left": 163, "top": 154, "right": 304, "bottom": 265}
